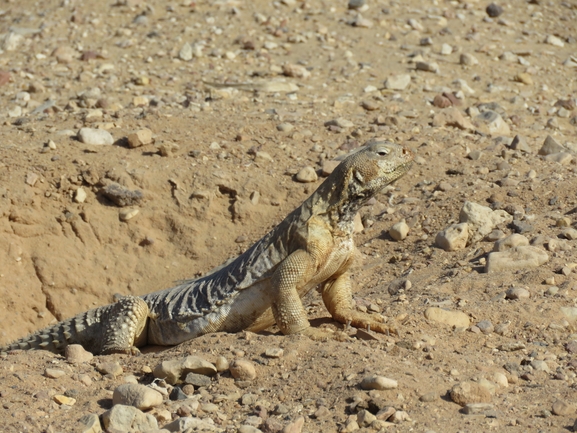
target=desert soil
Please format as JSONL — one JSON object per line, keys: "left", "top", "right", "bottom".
{"left": 1, "top": 0, "right": 577, "bottom": 432}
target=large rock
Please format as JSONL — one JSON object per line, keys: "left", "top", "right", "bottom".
{"left": 459, "top": 201, "right": 512, "bottom": 244}
{"left": 101, "top": 405, "right": 158, "bottom": 432}
{"left": 493, "top": 234, "right": 529, "bottom": 251}
{"left": 485, "top": 246, "right": 549, "bottom": 273}
{"left": 112, "top": 384, "right": 163, "bottom": 410}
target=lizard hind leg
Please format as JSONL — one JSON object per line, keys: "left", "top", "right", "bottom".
{"left": 100, "top": 296, "right": 149, "bottom": 355}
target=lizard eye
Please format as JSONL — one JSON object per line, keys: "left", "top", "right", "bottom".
{"left": 376, "top": 149, "right": 389, "bottom": 156}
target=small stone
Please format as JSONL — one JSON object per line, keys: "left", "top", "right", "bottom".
{"left": 153, "top": 356, "right": 217, "bottom": 385}
{"left": 493, "top": 372, "right": 508, "bottom": 388}
{"left": 277, "top": 123, "right": 294, "bottom": 133}
{"left": 467, "top": 150, "right": 482, "bottom": 160}
{"left": 102, "top": 183, "right": 143, "bottom": 207}
{"left": 215, "top": 356, "right": 229, "bottom": 372}
{"left": 119, "top": 208, "right": 139, "bottom": 222}
{"left": 184, "top": 372, "right": 211, "bottom": 387}
{"left": 65, "top": 344, "right": 93, "bottom": 363}
{"left": 510, "top": 135, "right": 531, "bottom": 152}
{"left": 552, "top": 400, "right": 575, "bottom": 416}
{"left": 505, "top": 287, "right": 530, "bottom": 300}
{"left": 78, "top": 128, "right": 114, "bottom": 145}
{"left": 486, "top": 3, "right": 503, "bottom": 17}
{"left": 25, "top": 172, "right": 39, "bottom": 186}
{"left": 475, "top": 110, "right": 510, "bottom": 136}
{"left": 424, "top": 307, "right": 470, "bottom": 328}
{"left": 230, "top": 359, "right": 257, "bottom": 381}
{"left": 295, "top": 166, "right": 318, "bottom": 183}
{"left": 545, "top": 35, "right": 565, "bottom": 47}
{"left": 321, "top": 160, "right": 340, "bottom": 176}
{"left": 102, "top": 405, "right": 158, "bottom": 432}
{"left": 515, "top": 73, "right": 533, "bottom": 85}
{"left": 384, "top": 74, "right": 411, "bottom": 90}
{"left": 493, "top": 234, "right": 529, "bottom": 252}
{"left": 112, "top": 384, "right": 163, "bottom": 410}
{"left": 359, "top": 375, "right": 398, "bottom": 390}
{"left": 463, "top": 403, "right": 496, "bottom": 415}
{"left": 133, "top": 96, "right": 149, "bottom": 107}
{"left": 54, "top": 395, "right": 76, "bottom": 406}
{"left": 158, "top": 142, "right": 180, "bottom": 157}
{"left": 45, "top": 368, "right": 66, "bottom": 379}
{"left": 52, "top": 45, "right": 77, "bottom": 63}
{"left": 389, "top": 220, "right": 409, "bottom": 241}
{"left": 127, "top": 129, "right": 153, "bottom": 148}
{"left": 169, "top": 387, "right": 188, "bottom": 401}
{"left": 357, "top": 410, "right": 376, "bottom": 427}
{"left": 432, "top": 107, "right": 475, "bottom": 130}
{"left": 486, "top": 246, "right": 548, "bottom": 273}
{"left": 562, "top": 228, "right": 577, "bottom": 240}
{"left": 84, "top": 109, "right": 103, "bottom": 123}
{"left": 361, "top": 100, "right": 380, "bottom": 111}
{"left": 477, "top": 320, "right": 494, "bottom": 333}
{"left": 74, "top": 187, "right": 87, "bottom": 203}
{"left": 79, "top": 414, "right": 102, "bottom": 433}
{"left": 282, "top": 63, "right": 310, "bottom": 79}
{"left": 264, "top": 348, "right": 284, "bottom": 358}
{"left": 282, "top": 416, "right": 304, "bottom": 433}
{"left": 440, "top": 43, "right": 453, "bottom": 55}
{"left": 460, "top": 53, "right": 479, "bottom": 66}
{"left": 416, "top": 61, "right": 439, "bottom": 73}
{"left": 179, "top": 43, "right": 193, "bottom": 61}
{"left": 539, "top": 135, "right": 564, "bottom": 155}
{"left": 433, "top": 94, "right": 452, "bottom": 108}
{"left": 436, "top": 223, "right": 469, "bottom": 251}
{"left": 460, "top": 201, "right": 512, "bottom": 244}
{"left": 450, "top": 381, "right": 492, "bottom": 406}
{"left": 348, "top": 0, "right": 365, "bottom": 9}
{"left": 324, "top": 118, "right": 354, "bottom": 128}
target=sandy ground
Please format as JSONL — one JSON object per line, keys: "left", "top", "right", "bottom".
{"left": 1, "top": 0, "right": 577, "bottom": 431}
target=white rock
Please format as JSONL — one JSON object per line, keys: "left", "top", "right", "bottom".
{"left": 384, "top": 74, "right": 411, "bottom": 90}
{"left": 179, "top": 43, "right": 193, "bottom": 61}
{"left": 545, "top": 35, "right": 564, "bottom": 47}
{"left": 163, "top": 417, "right": 219, "bottom": 432}
{"left": 459, "top": 201, "right": 513, "bottom": 244}
{"left": 493, "top": 372, "right": 508, "bottom": 388}
{"left": 102, "top": 405, "right": 158, "bottom": 432}
{"left": 486, "top": 246, "right": 549, "bottom": 273}
{"left": 153, "top": 356, "right": 217, "bottom": 385}
{"left": 389, "top": 220, "right": 409, "bottom": 241}
{"left": 475, "top": 110, "right": 510, "bottom": 136}
{"left": 230, "top": 359, "right": 257, "bottom": 381}
{"left": 112, "top": 384, "right": 163, "bottom": 410}
{"left": 360, "top": 375, "right": 398, "bottom": 390}
{"left": 75, "top": 187, "right": 87, "bottom": 203}
{"left": 435, "top": 223, "right": 468, "bottom": 251}
{"left": 78, "top": 128, "right": 114, "bottom": 145}
{"left": 424, "top": 307, "right": 470, "bottom": 328}
{"left": 295, "top": 166, "right": 318, "bottom": 183}
{"left": 65, "top": 344, "right": 93, "bottom": 363}
{"left": 493, "top": 234, "right": 529, "bottom": 251}
{"left": 460, "top": 53, "right": 479, "bottom": 66}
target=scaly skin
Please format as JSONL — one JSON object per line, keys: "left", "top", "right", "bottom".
{"left": 1, "top": 140, "right": 414, "bottom": 355}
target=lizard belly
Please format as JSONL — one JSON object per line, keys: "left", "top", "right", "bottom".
{"left": 146, "top": 280, "right": 274, "bottom": 346}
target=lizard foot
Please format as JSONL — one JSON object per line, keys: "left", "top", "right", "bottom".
{"left": 300, "top": 327, "right": 350, "bottom": 342}
{"left": 101, "top": 346, "right": 142, "bottom": 356}
{"left": 335, "top": 311, "right": 399, "bottom": 336}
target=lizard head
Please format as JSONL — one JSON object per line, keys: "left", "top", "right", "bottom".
{"left": 323, "top": 140, "right": 414, "bottom": 222}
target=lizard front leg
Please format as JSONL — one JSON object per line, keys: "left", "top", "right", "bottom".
{"left": 321, "top": 272, "right": 397, "bottom": 335}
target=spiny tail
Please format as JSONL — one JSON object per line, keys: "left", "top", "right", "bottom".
{"left": 0, "top": 308, "right": 104, "bottom": 355}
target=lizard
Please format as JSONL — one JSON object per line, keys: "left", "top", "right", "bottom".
{"left": 1, "top": 140, "right": 414, "bottom": 355}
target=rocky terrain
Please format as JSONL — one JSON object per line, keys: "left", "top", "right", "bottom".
{"left": 1, "top": 0, "right": 577, "bottom": 431}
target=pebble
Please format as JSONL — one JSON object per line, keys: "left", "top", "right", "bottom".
{"left": 416, "top": 61, "right": 439, "bottom": 73}
{"left": 282, "top": 64, "right": 310, "bottom": 79}
{"left": 432, "top": 107, "right": 474, "bottom": 130}
{"left": 424, "top": 307, "right": 470, "bottom": 328}
{"left": 102, "top": 183, "right": 143, "bottom": 207}
{"left": 184, "top": 372, "right": 211, "bottom": 387}
{"left": 552, "top": 400, "right": 575, "bottom": 416}
{"left": 440, "top": 43, "right": 452, "bottom": 55}
{"left": 65, "top": 344, "right": 93, "bottom": 363}
{"left": 450, "top": 381, "right": 492, "bottom": 406}
{"left": 539, "top": 135, "right": 565, "bottom": 155}
{"left": 78, "top": 127, "right": 114, "bottom": 145}
{"left": 153, "top": 356, "right": 217, "bottom": 385}
{"left": 215, "top": 356, "right": 229, "bottom": 372}
{"left": 562, "top": 228, "right": 577, "bottom": 240}
{"left": 119, "top": 208, "right": 139, "bottom": 222}
{"left": 79, "top": 414, "right": 101, "bottom": 433}
{"left": 179, "top": 42, "right": 193, "bottom": 61}
{"left": 359, "top": 375, "right": 398, "bottom": 390}
{"left": 463, "top": 403, "right": 496, "bottom": 415}
{"left": 486, "top": 246, "right": 549, "bottom": 273}
{"left": 433, "top": 94, "right": 452, "bottom": 108}
{"left": 324, "top": 118, "right": 354, "bottom": 128}
{"left": 230, "top": 359, "right": 257, "bottom": 381}
{"left": 545, "top": 35, "right": 565, "bottom": 47}
{"left": 419, "top": 392, "right": 438, "bottom": 403}
{"left": 101, "top": 404, "right": 158, "bottom": 432}
{"left": 0, "top": 70, "right": 11, "bottom": 86}
{"left": 112, "top": 384, "right": 163, "bottom": 410}
{"left": 238, "top": 426, "right": 262, "bottom": 433}
{"left": 435, "top": 223, "right": 469, "bottom": 251}
{"left": 127, "top": 129, "right": 153, "bottom": 148}
{"left": 361, "top": 100, "right": 380, "bottom": 111}
{"left": 264, "top": 348, "right": 284, "bottom": 358}
{"left": 459, "top": 53, "right": 479, "bottom": 66}
{"left": 357, "top": 410, "right": 376, "bottom": 427}
{"left": 389, "top": 220, "right": 409, "bottom": 241}
{"left": 384, "top": 74, "right": 411, "bottom": 90}
{"left": 476, "top": 320, "right": 494, "bottom": 333}
{"left": 515, "top": 73, "right": 533, "bottom": 85}
{"left": 276, "top": 123, "right": 294, "bottom": 133}
{"left": 510, "top": 135, "right": 531, "bottom": 152}
{"left": 74, "top": 187, "right": 87, "bottom": 203}
{"left": 53, "top": 395, "right": 76, "bottom": 406}
{"left": 45, "top": 368, "right": 66, "bottom": 379}
{"left": 169, "top": 387, "right": 188, "bottom": 401}
{"left": 158, "top": 141, "right": 180, "bottom": 157}
{"left": 295, "top": 167, "right": 318, "bottom": 183}
{"left": 475, "top": 110, "right": 510, "bottom": 136}
{"left": 460, "top": 201, "right": 512, "bottom": 244}
{"left": 486, "top": 3, "right": 504, "bottom": 17}
{"left": 505, "top": 287, "right": 530, "bottom": 300}
{"left": 282, "top": 416, "right": 304, "bottom": 433}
